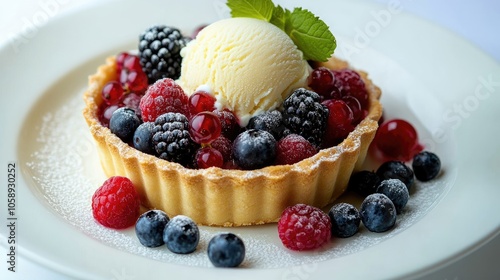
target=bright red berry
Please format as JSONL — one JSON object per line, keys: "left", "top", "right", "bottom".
{"left": 278, "top": 204, "right": 331, "bottom": 251}
{"left": 98, "top": 103, "right": 123, "bottom": 127}
{"left": 102, "top": 81, "right": 124, "bottom": 105}
{"left": 120, "top": 55, "right": 148, "bottom": 93}
{"left": 189, "top": 112, "right": 221, "bottom": 144}
{"left": 322, "top": 99, "right": 355, "bottom": 147}
{"left": 188, "top": 90, "right": 216, "bottom": 116}
{"left": 308, "top": 67, "right": 335, "bottom": 98}
{"left": 91, "top": 176, "right": 141, "bottom": 229}
{"left": 116, "top": 52, "right": 130, "bottom": 74}
{"left": 333, "top": 69, "right": 369, "bottom": 109}
{"left": 195, "top": 147, "right": 224, "bottom": 169}
{"left": 139, "top": 78, "right": 189, "bottom": 122}
{"left": 342, "top": 96, "right": 363, "bottom": 125}
{"left": 373, "top": 119, "right": 423, "bottom": 162}
{"left": 275, "top": 134, "right": 317, "bottom": 165}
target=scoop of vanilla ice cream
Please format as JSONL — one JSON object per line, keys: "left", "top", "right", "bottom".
{"left": 179, "top": 17, "right": 311, "bottom": 126}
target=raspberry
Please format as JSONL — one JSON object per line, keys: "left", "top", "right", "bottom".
{"left": 277, "top": 204, "right": 331, "bottom": 251}
{"left": 212, "top": 109, "right": 241, "bottom": 140}
{"left": 152, "top": 112, "right": 198, "bottom": 165}
{"left": 275, "top": 134, "right": 317, "bottom": 165}
{"left": 91, "top": 176, "right": 141, "bottom": 229}
{"left": 139, "top": 25, "right": 190, "bottom": 83}
{"left": 210, "top": 135, "right": 232, "bottom": 162}
{"left": 282, "top": 88, "right": 328, "bottom": 147}
{"left": 139, "top": 78, "right": 189, "bottom": 122}
{"left": 333, "top": 69, "right": 369, "bottom": 109}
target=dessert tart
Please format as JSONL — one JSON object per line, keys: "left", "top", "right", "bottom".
{"left": 83, "top": 55, "right": 382, "bottom": 226}
{"left": 82, "top": 1, "right": 383, "bottom": 226}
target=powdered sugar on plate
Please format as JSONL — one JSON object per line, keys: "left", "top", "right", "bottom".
{"left": 24, "top": 92, "right": 452, "bottom": 269}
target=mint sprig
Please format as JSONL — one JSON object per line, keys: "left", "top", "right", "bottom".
{"left": 227, "top": 0, "right": 336, "bottom": 62}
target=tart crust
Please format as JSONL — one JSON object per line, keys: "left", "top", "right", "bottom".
{"left": 83, "top": 56, "right": 382, "bottom": 226}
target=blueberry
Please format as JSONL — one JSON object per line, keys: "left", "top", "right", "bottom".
{"left": 360, "top": 193, "right": 397, "bottom": 233}
{"left": 376, "top": 161, "right": 414, "bottom": 191}
{"left": 109, "top": 107, "right": 141, "bottom": 142}
{"left": 207, "top": 233, "right": 245, "bottom": 268}
{"left": 247, "top": 110, "right": 285, "bottom": 140}
{"left": 412, "top": 151, "right": 441, "bottom": 181}
{"left": 133, "top": 122, "right": 155, "bottom": 154}
{"left": 348, "top": 170, "right": 381, "bottom": 196}
{"left": 163, "top": 215, "right": 199, "bottom": 254}
{"left": 135, "top": 210, "right": 170, "bottom": 247}
{"left": 376, "top": 179, "right": 409, "bottom": 214}
{"left": 232, "top": 129, "right": 276, "bottom": 170}
{"left": 328, "top": 203, "right": 361, "bottom": 238}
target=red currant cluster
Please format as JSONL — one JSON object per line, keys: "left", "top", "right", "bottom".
{"left": 308, "top": 67, "right": 369, "bottom": 147}
{"left": 98, "top": 52, "right": 149, "bottom": 127}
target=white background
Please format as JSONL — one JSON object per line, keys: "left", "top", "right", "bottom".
{"left": 0, "top": 0, "right": 499, "bottom": 279}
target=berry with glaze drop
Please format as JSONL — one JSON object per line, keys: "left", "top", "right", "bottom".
{"left": 195, "top": 147, "right": 224, "bottom": 169}
{"left": 188, "top": 90, "right": 216, "bottom": 116}
{"left": 374, "top": 119, "right": 423, "bottom": 162}
{"left": 102, "top": 81, "right": 124, "bottom": 105}
{"left": 189, "top": 112, "right": 222, "bottom": 144}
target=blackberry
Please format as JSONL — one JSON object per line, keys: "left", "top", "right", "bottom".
{"left": 152, "top": 113, "right": 198, "bottom": 165}
{"left": 282, "top": 88, "right": 328, "bottom": 146}
{"left": 139, "top": 25, "right": 190, "bottom": 83}
{"left": 348, "top": 170, "right": 381, "bottom": 197}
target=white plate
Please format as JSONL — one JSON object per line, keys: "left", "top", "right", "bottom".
{"left": 1, "top": 0, "right": 499, "bottom": 279}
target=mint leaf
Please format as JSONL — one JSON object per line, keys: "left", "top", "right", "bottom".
{"left": 269, "top": 5, "right": 287, "bottom": 30}
{"left": 227, "top": 0, "right": 274, "bottom": 21}
{"left": 285, "top": 8, "right": 336, "bottom": 61}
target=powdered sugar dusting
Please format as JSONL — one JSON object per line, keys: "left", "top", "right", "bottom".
{"left": 24, "top": 93, "right": 452, "bottom": 269}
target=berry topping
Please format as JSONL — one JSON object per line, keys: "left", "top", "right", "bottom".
{"left": 210, "top": 136, "right": 233, "bottom": 163}
{"left": 212, "top": 109, "right": 241, "bottom": 140}
{"left": 307, "top": 67, "right": 335, "bottom": 98}
{"left": 91, "top": 176, "right": 141, "bottom": 229}
{"left": 98, "top": 103, "right": 122, "bottom": 128}
{"left": 376, "top": 179, "right": 409, "bottom": 214}
{"left": 412, "top": 151, "right": 441, "bottom": 181}
{"left": 328, "top": 203, "right": 361, "bottom": 238}
{"left": 207, "top": 233, "right": 246, "bottom": 268}
{"left": 189, "top": 112, "right": 222, "bottom": 145}
{"left": 247, "top": 110, "right": 285, "bottom": 140}
{"left": 232, "top": 129, "right": 276, "bottom": 170}
{"left": 133, "top": 122, "right": 156, "bottom": 154}
{"left": 376, "top": 161, "right": 415, "bottom": 191}
{"left": 360, "top": 193, "right": 396, "bottom": 233}
{"left": 135, "top": 210, "right": 170, "bottom": 248}
{"left": 282, "top": 88, "right": 328, "bottom": 147}
{"left": 374, "top": 119, "right": 423, "bottom": 162}
{"left": 342, "top": 96, "right": 363, "bottom": 125}
{"left": 333, "top": 69, "right": 369, "bottom": 109}
{"left": 163, "top": 215, "right": 199, "bottom": 254}
{"left": 102, "top": 81, "right": 124, "bottom": 105}
{"left": 120, "top": 92, "right": 143, "bottom": 118}
{"left": 116, "top": 52, "right": 130, "bottom": 75}
{"left": 109, "top": 107, "right": 141, "bottom": 142}
{"left": 195, "top": 147, "right": 224, "bottom": 169}
{"left": 188, "top": 90, "right": 216, "bottom": 116}
{"left": 275, "top": 134, "right": 317, "bottom": 165}
{"left": 139, "top": 78, "right": 189, "bottom": 122}
{"left": 322, "top": 99, "right": 355, "bottom": 146}
{"left": 119, "top": 54, "right": 149, "bottom": 93}
{"left": 152, "top": 112, "right": 198, "bottom": 165}
{"left": 277, "top": 204, "right": 331, "bottom": 251}
{"left": 139, "top": 25, "right": 189, "bottom": 83}
{"left": 348, "top": 170, "right": 381, "bottom": 197}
